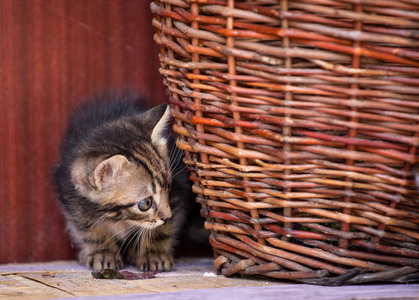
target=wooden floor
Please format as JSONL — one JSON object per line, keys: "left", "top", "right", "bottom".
{"left": 1, "top": 258, "right": 418, "bottom": 299}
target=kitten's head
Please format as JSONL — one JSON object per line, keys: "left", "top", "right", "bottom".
{"left": 71, "top": 104, "right": 173, "bottom": 230}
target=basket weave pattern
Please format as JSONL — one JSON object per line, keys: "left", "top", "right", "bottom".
{"left": 152, "top": 0, "right": 419, "bottom": 284}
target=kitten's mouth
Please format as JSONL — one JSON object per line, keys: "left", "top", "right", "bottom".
{"left": 142, "top": 220, "right": 164, "bottom": 229}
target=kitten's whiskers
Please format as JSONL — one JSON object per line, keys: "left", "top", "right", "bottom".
{"left": 131, "top": 227, "right": 143, "bottom": 263}
{"left": 136, "top": 227, "right": 151, "bottom": 267}
{"left": 169, "top": 142, "right": 183, "bottom": 173}
{"left": 172, "top": 164, "right": 187, "bottom": 178}
{"left": 118, "top": 225, "right": 143, "bottom": 261}
{"left": 99, "top": 223, "right": 138, "bottom": 251}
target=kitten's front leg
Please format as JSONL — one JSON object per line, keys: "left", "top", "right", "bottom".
{"left": 137, "top": 250, "right": 174, "bottom": 272}
{"left": 76, "top": 228, "right": 124, "bottom": 271}
{"left": 136, "top": 223, "right": 174, "bottom": 271}
{"left": 84, "top": 249, "right": 124, "bottom": 271}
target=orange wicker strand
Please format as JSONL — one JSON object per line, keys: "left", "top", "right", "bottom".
{"left": 152, "top": 0, "right": 419, "bottom": 285}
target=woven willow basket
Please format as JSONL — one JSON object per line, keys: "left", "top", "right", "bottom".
{"left": 152, "top": 0, "right": 419, "bottom": 285}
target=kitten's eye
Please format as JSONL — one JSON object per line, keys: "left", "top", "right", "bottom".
{"left": 138, "top": 197, "right": 153, "bottom": 212}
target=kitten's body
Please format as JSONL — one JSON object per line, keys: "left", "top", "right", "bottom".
{"left": 54, "top": 92, "right": 191, "bottom": 271}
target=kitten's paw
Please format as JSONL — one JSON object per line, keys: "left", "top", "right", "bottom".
{"left": 137, "top": 253, "right": 174, "bottom": 272}
{"left": 86, "top": 251, "right": 123, "bottom": 271}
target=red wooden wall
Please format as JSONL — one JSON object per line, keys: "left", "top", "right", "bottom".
{"left": 0, "top": 0, "right": 166, "bottom": 264}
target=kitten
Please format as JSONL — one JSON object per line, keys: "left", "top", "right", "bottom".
{"left": 54, "top": 91, "right": 191, "bottom": 272}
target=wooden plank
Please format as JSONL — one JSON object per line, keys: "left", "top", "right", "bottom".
{"left": 0, "top": 275, "right": 72, "bottom": 299}
{"left": 0, "top": 259, "right": 279, "bottom": 298}
{"left": 57, "top": 284, "right": 419, "bottom": 300}
{"left": 2, "top": 259, "right": 418, "bottom": 299}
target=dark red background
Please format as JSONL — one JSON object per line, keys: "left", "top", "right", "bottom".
{"left": 0, "top": 0, "right": 167, "bottom": 263}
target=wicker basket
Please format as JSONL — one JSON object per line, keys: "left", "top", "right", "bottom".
{"left": 152, "top": 0, "right": 419, "bottom": 285}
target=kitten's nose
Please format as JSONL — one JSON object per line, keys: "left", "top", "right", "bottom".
{"left": 161, "top": 217, "right": 171, "bottom": 223}
{"left": 158, "top": 211, "right": 172, "bottom": 223}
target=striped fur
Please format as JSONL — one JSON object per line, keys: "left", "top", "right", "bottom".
{"left": 54, "top": 92, "right": 191, "bottom": 271}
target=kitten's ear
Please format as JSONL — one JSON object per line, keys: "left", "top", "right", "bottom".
{"left": 90, "top": 155, "right": 129, "bottom": 191}
{"left": 143, "top": 104, "right": 171, "bottom": 146}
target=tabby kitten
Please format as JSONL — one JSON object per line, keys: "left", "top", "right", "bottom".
{"left": 54, "top": 92, "right": 191, "bottom": 272}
